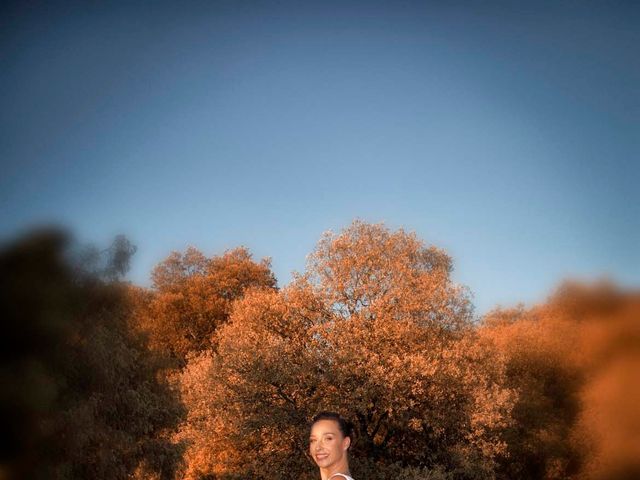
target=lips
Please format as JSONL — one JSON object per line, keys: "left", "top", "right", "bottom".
{"left": 315, "top": 452, "right": 329, "bottom": 462}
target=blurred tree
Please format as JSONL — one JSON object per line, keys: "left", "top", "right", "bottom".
{"left": 70, "top": 234, "right": 137, "bottom": 281}
{"left": 0, "top": 229, "right": 183, "bottom": 480}
{"left": 178, "top": 221, "right": 514, "bottom": 479}
{"left": 481, "top": 281, "right": 640, "bottom": 480}
{"left": 104, "top": 234, "right": 137, "bottom": 280}
{"left": 559, "top": 282, "right": 640, "bottom": 480}
{"left": 136, "top": 246, "right": 277, "bottom": 366}
{"left": 480, "top": 304, "right": 583, "bottom": 479}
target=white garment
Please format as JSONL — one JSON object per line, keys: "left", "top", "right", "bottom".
{"left": 329, "top": 474, "right": 354, "bottom": 480}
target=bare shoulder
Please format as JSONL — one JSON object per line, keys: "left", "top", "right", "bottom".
{"left": 329, "top": 474, "right": 354, "bottom": 480}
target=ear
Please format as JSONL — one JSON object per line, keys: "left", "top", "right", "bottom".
{"left": 342, "top": 436, "right": 351, "bottom": 451}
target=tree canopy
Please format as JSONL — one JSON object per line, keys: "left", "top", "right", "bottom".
{"left": 177, "top": 221, "right": 514, "bottom": 479}
{"left": 137, "top": 246, "right": 277, "bottom": 365}
{"left": 4, "top": 221, "right": 637, "bottom": 480}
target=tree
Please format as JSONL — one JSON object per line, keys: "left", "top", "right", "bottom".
{"left": 178, "top": 221, "right": 514, "bottom": 479}
{"left": 480, "top": 280, "right": 640, "bottom": 480}
{"left": 137, "top": 246, "right": 277, "bottom": 365}
{"left": 0, "top": 228, "right": 183, "bottom": 480}
{"left": 557, "top": 282, "right": 640, "bottom": 480}
{"left": 480, "top": 303, "right": 583, "bottom": 479}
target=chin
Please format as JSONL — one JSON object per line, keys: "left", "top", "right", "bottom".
{"left": 314, "top": 458, "right": 332, "bottom": 468}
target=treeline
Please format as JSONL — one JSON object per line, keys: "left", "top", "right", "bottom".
{"left": 1, "top": 222, "right": 638, "bottom": 480}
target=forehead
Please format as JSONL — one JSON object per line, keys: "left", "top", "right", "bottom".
{"left": 310, "top": 419, "right": 341, "bottom": 436}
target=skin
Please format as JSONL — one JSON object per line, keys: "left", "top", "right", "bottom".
{"left": 309, "top": 419, "right": 351, "bottom": 480}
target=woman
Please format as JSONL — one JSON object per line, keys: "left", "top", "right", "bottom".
{"left": 309, "top": 412, "right": 355, "bottom": 480}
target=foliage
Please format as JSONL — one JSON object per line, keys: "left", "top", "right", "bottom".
{"left": 0, "top": 229, "right": 182, "bottom": 480}
{"left": 137, "top": 246, "right": 277, "bottom": 366}
{"left": 481, "top": 281, "right": 640, "bottom": 480}
{"left": 4, "top": 221, "right": 638, "bottom": 480}
{"left": 178, "top": 221, "right": 514, "bottom": 479}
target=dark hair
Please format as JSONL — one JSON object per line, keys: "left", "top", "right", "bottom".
{"left": 310, "top": 411, "right": 354, "bottom": 447}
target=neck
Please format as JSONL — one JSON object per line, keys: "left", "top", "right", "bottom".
{"left": 319, "top": 459, "right": 350, "bottom": 480}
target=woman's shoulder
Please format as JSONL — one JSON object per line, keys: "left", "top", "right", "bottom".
{"left": 329, "top": 474, "right": 355, "bottom": 480}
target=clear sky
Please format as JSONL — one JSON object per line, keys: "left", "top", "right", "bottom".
{"left": 2, "top": 0, "right": 638, "bottom": 315}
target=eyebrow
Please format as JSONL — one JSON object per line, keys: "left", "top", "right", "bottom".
{"left": 309, "top": 431, "right": 337, "bottom": 439}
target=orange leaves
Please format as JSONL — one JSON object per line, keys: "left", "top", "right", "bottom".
{"left": 136, "top": 222, "right": 640, "bottom": 479}
{"left": 307, "top": 220, "right": 469, "bottom": 331}
{"left": 176, "top": 221, "right": 514, "bottom": 478}
{"left": 570, "top": 289, "right": 640, "bottom": 479}
{"left": 480, "top": 281, "right": 640, "bottom": 479}
{"left": 28, "top": 223, "right": 640, "bottom": 479}
{"left": 136, "top": 246, "right": 277, "bottom": 364}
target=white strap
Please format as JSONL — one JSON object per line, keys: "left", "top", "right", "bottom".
{"left": 329, "top": 474, "right": 353, "bottom": 480}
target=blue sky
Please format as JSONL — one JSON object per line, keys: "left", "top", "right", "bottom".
{"left": 1, "top": 1, "right": 638, "bottom": 314}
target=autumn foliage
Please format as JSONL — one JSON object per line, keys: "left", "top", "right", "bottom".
{"left": 138, "top": 246, "right": 276, "bottom": 366}
{"left": 175, "top": 221, "right": 513, "bottom": 479}
{"left": 1, "top": 221, "right": 638, "bottom": 480}
{"left": 480, "top": 282, "right": 640, "bottom": 480}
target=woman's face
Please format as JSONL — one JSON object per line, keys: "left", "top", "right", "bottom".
{"left": 309, "top": 419, "right": 350, "bottom": 470}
